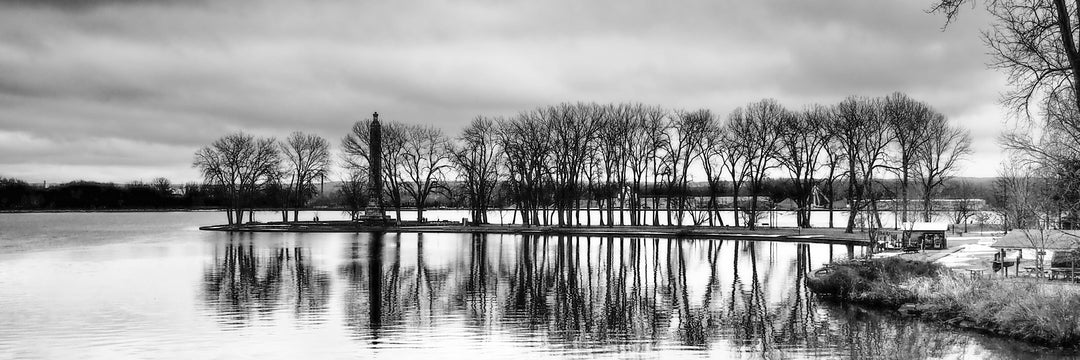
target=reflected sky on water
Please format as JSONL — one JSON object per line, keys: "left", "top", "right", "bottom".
{"left": 0, "top": 212, "right": 1072, "bottom": 359}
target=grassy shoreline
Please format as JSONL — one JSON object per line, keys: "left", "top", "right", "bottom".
{"left": 807, "top": 257, "right": 1080, "bottom": 349}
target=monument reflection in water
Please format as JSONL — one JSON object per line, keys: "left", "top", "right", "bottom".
{"left": 201, "top": 232, "right": 1004, "bottom": 358}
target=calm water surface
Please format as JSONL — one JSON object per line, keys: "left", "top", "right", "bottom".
{"left": 0, "top": 212, "right": 1072, "bottom": 359}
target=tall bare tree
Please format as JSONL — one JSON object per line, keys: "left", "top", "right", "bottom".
{"left": 598, "top": 104, "right": 632, "bottom": 227}
{"left": 934, "top": 0, "right": 1080, "bottom": 117}
{"left": 820, "top": 118, "right": 846, "bottom": 229}
{"left": 625, "top": 105, "right": 668, "bottom": 225}
{"left": 280, "top": 132, "right": 331, "bottom": 222}
{"left": 499, "top": 113, "right": 552, "bottom": 226}
{"left": 915, "top": 115, "right": 972, "bottom": 221}
{"left": 193, "top": 132, "right": 280, "bottom": 225}
{"left": 699, "top": 115, "right": 726, "bottom": 226}
{"left": 400, "top": 125, "right": 452, "bottom": 222}
{"left": 546, "top": 103, "right": 604, "bottom": 226}
{"left": 728, "top": 99, "right": 784, "bottom": 230}
{"left": 834, "top": 96, "right": 894, "bottom": 233}
{"left": 451, "top": 116, "right": 503, "bottom": 225}
{"left": 935, "top": 1, "right": 1080, "bottom": 225}
{"left": 777, "top": 104, "right": 830, "bottom": 228}
{"left": 882, "top": 92, "right": 935, "bottom": 224}
{"left": 719, "top": 118, "right": 752, "bottom": 227}
{"left": 667, "top": 109, "right": 711, "bottom": 225}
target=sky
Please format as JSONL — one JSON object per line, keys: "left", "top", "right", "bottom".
{"left": 0, "top": 0, "right": 1008, "bottom": 184}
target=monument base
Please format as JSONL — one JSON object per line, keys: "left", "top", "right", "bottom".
{"left": 356, "top": 214, "right": 392, "bottom": 225}
{"left": 357, "top": 207, "right": 392, "bottom": 225}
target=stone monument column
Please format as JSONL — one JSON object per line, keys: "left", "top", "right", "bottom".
{"left": 364, "top": 112, "right": 385, "bottom": 218}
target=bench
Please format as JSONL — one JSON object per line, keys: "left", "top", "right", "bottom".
{"left": 1050, "top": 268, "right": 1079, "bottom": 280}
{"left": 1024, "top": 266, "right": 1048, "bottom": 277}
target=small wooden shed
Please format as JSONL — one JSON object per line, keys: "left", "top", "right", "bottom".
{"left": 900, "top": 222, "right": 949, "bottom": 250}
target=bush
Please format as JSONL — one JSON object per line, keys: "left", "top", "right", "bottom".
{"left": 807, "top": 258, "right": 934, "bottom": 308}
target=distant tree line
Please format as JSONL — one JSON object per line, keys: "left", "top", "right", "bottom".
{"left": 0, "top": 177, "right": 224, "bottom": 210}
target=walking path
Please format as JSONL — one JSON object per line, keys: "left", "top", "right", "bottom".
{"left": 875, "top": 234, "right": 1019, "bottom": 277}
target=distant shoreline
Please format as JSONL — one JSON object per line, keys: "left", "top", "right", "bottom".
{"left": 0, "top": 208, "right": 223, "bottom": 214}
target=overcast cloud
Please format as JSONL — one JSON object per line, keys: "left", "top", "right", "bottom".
{"left": 0, "top": 0, "right": 1006, "bottom": 183}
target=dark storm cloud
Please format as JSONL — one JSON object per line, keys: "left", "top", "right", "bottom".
{"left": 0, "top": 0, "right": 1007, "bottom": 182}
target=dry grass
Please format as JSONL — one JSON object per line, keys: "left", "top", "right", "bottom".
{"left": 807, "top": 257, "right": 943, "bottom": 308}
{"left": 902, "top": 274, "right": 1080, "bottom": 346}
{"left": 810, "top": 258, "right": 1080, "bottom": 347}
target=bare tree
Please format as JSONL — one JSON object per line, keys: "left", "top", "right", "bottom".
{"left": 935, "top": 1, "right": 1080, "bottom": 225}
{"left": 719, "top": 118, "right": 752, "bottom": 228}
{"left": 280, "top": 132, "right": 331, "bottom": 222}
{"left": 667, "top": 109, "right": 711, "bottom": 225}
{"left": 498, "top": 113, "right": 552, "bottom": 226}
{"left": 451, "top": 116, "right": 504, "bottom": 225}
{"left": 193, "top": 132, "right": 280, "bottom": 225}
{"left": 819, "top": 110, "right": 846, "bottom": 228}
{"left": 546, "top": 103, "right": 604, "bottom": 226}
{"left": 625, "top": 105, "right": 668, "bottom": 226}
{"left": 934, "top": 0, "right": 1080, "bottom": 117}
{"left": 151, "top": 177, "right": 172, "bottom": 196}
{"left": 728, "top": 99, "right": 784, "bottom": 230}
{"left": 883, "top": 92, "right": 935, "bottom": 223}
{"left": 598, "top": 104, "right": 632, "bottom": 227}
{"left": 999, "top": 160, "right": 1059, "bottom": 273}
{"left": 834, "top": 96, "right": 894, "bottom": 233}
{"left": 915, "top": 115, "right": 972, "bottom": 221}
{"left": 698, "top": 115, "right": 726, "bottom": 226}
{"left": 338, "top": 168, "right": 368, "bottom": 221}
{"left": 949, "top": 180, "right": 978, "bottom": 231}
{"left": 400, "top": 125, "right": 452, "bottom": 222}
{"left": 776, "top": 104, "right": 830, "bottom": 228}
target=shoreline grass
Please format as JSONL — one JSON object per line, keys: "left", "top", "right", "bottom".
{"left": 808, "top": 257, "right": 1080, "bottom": 348}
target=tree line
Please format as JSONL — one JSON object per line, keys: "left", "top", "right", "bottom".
{"left": 0, "top": 177, "right": 224, "bottom": 210}
{"left": 324, "top": 92, "right": 970, "bottom": 232}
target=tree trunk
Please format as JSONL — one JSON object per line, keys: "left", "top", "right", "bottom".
{"left": 901, "top": 171, "right": 909, "bottom": 224}
{"left": 845, "top": 184, "right": 859, "bottom": 233}
{"left": 923, "top": 190, "right": 933, "bottom": 222}
{"left": 827, "top": 180, "right": 835, "bottom": 228}
{"left": 748, "top": 185, "right": 758, "bottom": 231}
{"left": 732, "top": 184, "right": 741, "bottom": 228}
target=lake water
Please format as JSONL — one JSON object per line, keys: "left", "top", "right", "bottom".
{"left": 0, "top": 211, "right": 1071, "bottom": 359}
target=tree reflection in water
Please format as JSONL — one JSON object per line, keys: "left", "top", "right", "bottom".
{"left": 202, "top": 232, "right": 330, "bottom": 327}
{"left": 201, "top": 233, "right": 1005, "bottom": 357}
